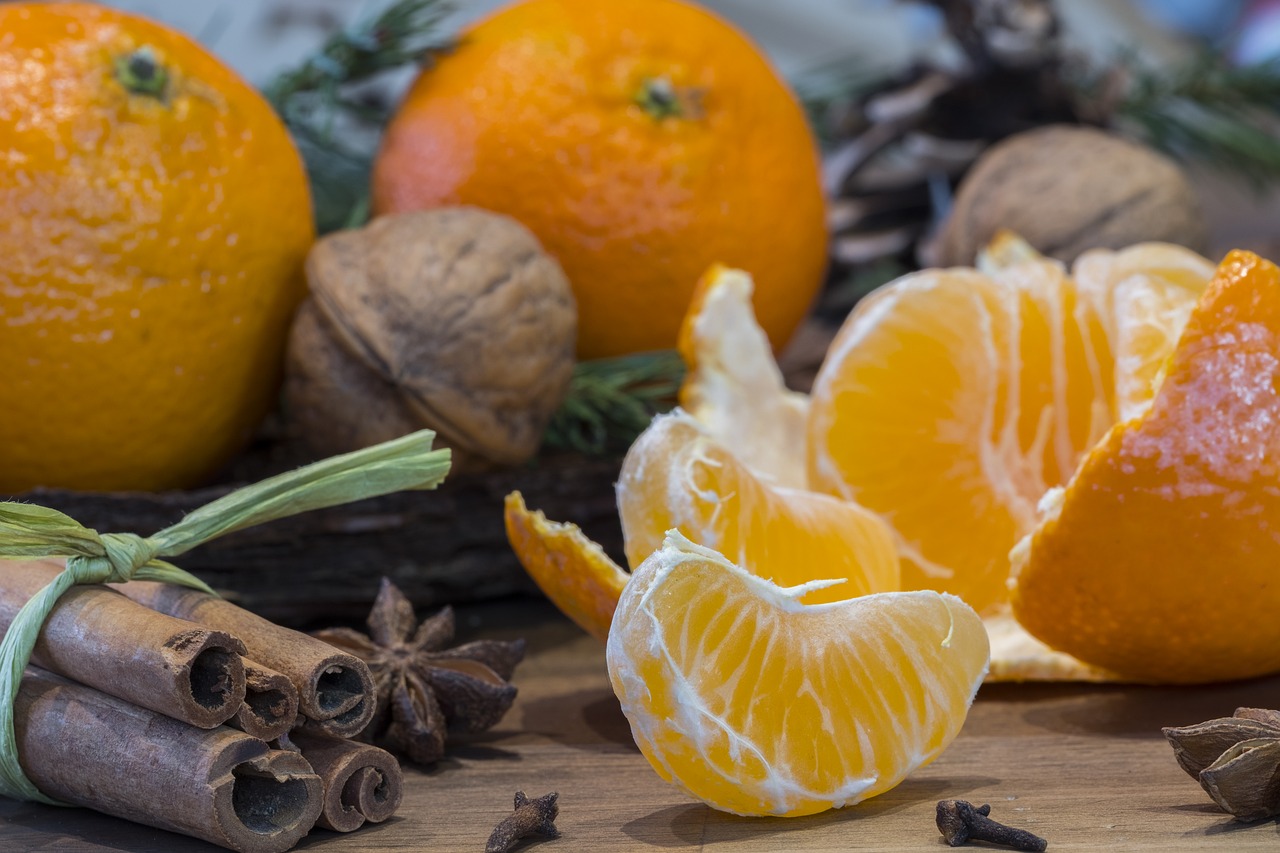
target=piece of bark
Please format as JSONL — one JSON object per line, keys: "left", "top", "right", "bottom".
{"left": 115, "top": 581, "right": 374, "bottom": 738}
{"left": 289, "top": 731, "right": 403, "bottom": 832}
{"left": 21, "top": 450, "right": 625, "bottom": 626}
{"left": 14, "top": 667, "right": 323, "bottom": 853}
{"left": 0, "top": 559, "right": 246, "bottom": 729}
{"left": 230, "top": 659, "right": 299, "bottom": 742}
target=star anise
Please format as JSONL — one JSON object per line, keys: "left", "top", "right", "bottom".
{"left": 1164, "top": 707, "right": 1280, "bottom": 821}
{"left": 314, "top": 577, "right": 526, "bottom": 764}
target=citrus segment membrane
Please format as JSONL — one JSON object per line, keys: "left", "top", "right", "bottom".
{"left": 618, "top": 412, "right": 899, "bottom": 603}
{"left": 678, "top": 264, "right": 810, "bottom": 488}
{"left": 606, "top": 531, "right": 989, "bottom": 817}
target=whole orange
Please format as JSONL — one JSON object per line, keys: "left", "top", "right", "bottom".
{"left": 0, "top": 3, "right": 313, "bottom": 492}
{"left": 371, "top": 0, "right": 826, "bottom": 359}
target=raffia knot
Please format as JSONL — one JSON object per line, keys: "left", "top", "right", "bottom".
{"left": 65, "top": 532, "right": 160, "bottom": 585}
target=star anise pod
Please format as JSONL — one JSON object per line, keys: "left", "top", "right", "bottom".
{"left": 1164, "top": 707, "right": 1280, "bottom": 821}
{"left": 314, "top": 577, "right": 526, "bottom": 764}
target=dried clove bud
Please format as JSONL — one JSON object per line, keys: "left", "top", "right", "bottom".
{"left": 1164, "top": 707, "right": 1280, "bottom": 821}
{"left": 936, "top": 799, "right": 1048, "bottom": 851}
{"left": 485, "top": 790, "right": 559, "bottom": 853}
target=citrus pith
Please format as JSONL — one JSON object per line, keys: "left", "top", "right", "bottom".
{"left": 607, "top": 531, "right": 989, "bottom": 816}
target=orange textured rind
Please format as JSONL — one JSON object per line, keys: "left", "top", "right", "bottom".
{"left": 984, "top": 612, "right": 1126, "bottom": 683}
{"left": 504, "top": 491, "right": 629, "bottom": 642}
{"left": 1011, "top": 251, "right": 1280, "bottom": 683}
{"left": 373, "top": 0, "right": 827, "bottom": 359}
{"left": 0, "top": 3, "right": 312, "bottom": 491}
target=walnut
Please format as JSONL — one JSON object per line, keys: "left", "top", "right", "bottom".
{"left": 285, "top": 208, "right": 577, "bottom": 470}
{"left": 931, "top": 125, "right": 1207, "bottom": 266}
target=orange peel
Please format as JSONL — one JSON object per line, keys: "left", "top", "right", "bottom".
{"left": 1011, "top": 251, "right": 1280, "bottom": 683}
{"left": 504, "top": 491, "right": 628, "bottom": 642}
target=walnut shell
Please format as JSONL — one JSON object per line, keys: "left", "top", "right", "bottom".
{"left": 285, "top": 207, "right": 577, "bottom": 470}
{"left": 933, "top": 125, "right": 1207, "bottom": 266}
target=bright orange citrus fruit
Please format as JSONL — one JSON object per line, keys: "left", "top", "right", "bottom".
{"left": 371, "top": 0, "right": 826, "bottom": 359}
{"left": 807, "top": 244, "right": 1213, "bottom": 613}
{"left": 0, "top": 3, "right": 313, "bottom": 492}
{"left": 607, "top": 531, "right": 989, "bottom": 816}
{"left": 1011, "top": 250, "right": 1280, "bottom": 683}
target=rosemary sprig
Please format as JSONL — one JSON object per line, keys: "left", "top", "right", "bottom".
{"left": 543, "top": 352, "right": 685, "bottom": 456}
{"left": 265, "top": 0, "right": 454, "bottom": 233}
{"left": 1104, "top": 54, "right": 1280, "bottom": 183}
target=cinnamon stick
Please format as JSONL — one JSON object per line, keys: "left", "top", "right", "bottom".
{"left": 14, "top": 666, "right": 323, "bottom": 853}
{"left": 0, "top": 559, "right": 246, "bottom": 729}
{"left": 116, "top": 581, "right": 375, "bottom": 738}
{"left": 289, "top": 731, "right": 403, "bottom": 832}
{"left": 231, "top": 659, "right": 299, "bottom": 742}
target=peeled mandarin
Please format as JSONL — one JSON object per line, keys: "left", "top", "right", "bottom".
{"left": 807, "top": 263, "right": 1110, "bottom": 612}
{"left": 807, "top": 244, "right": 1212, "bottom": 614}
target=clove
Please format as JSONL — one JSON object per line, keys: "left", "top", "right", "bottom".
{"left": 936, "top": 799, "right": 1048, "bottom": 851}
{"left": 485, "top": 790, "right": 560, "bottom": 853}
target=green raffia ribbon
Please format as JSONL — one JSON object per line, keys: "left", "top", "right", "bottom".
{"left": 0, "top": 430, "right": 451, "bottom": 805}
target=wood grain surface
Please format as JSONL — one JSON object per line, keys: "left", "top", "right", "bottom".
{"left": 3, "top": 598, "right": 1280, "bottom": 852}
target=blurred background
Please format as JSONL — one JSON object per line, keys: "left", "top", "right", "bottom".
{"left": 96, "top": 0, "right": 1276, "bottom": 85}
{"left": 97, "top": 0, "right": 1280, "bottom": 271}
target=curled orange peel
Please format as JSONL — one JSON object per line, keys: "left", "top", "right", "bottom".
{"left": 504, "top": 491, "right": 628, "bottom": 642}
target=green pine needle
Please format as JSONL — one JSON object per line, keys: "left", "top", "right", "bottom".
{"left": 543, "top": 352, "right": 685, "bottom": 456}
{"left": 265, "top": 0, "right": 454, "bottom": 233}
{"left": 1107, "top": 54, "right": 1280, "bottom": 184}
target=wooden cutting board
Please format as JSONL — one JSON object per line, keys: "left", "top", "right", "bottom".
{"left": 3, "top": 598, "right": 1279, "bottom": 851}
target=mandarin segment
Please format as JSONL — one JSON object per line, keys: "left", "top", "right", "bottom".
{"left": 678, "top": 265, "right": 810, "bottom": 488}
{"left": 807, "top": 245, "right": 1212, "bottom": 615}
{"left": 1073, "top": 243, "right": 1215, "bottom": 419}
{"left": 1011, "top": 251, "right": 1280, "bottom": 683}
{"left": 504, "top": 492, "right": 629, "bottom": 642}
{"left": 618, "top": 412, "right": 899, "bottom": 603}
{"left": 807, "top": 267, "right": 1101, "bottom": 612}
{"left": 606, "top": 532, "right": 989, "bottom": 816}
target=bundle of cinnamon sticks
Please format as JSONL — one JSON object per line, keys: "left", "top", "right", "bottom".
{"left": 1, "top": 558, "right": 404, "bottom": 852}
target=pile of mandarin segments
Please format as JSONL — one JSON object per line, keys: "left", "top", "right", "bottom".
{"left": 506, "top": 237, "right": 1280, "bottom": 816}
